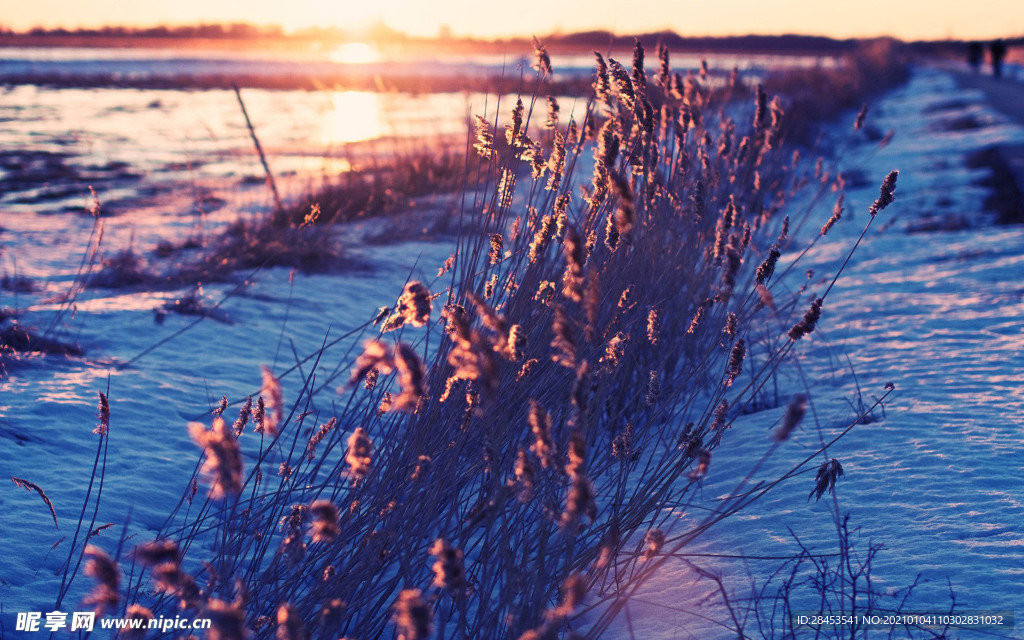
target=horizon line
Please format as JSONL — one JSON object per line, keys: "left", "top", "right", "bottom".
{"left": 2, "top": 23, "right": 1022, "bottom": 45}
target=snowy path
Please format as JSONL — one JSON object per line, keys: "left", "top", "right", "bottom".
{"left": 952, "top": 66, "right": 1024, "bottom": 124}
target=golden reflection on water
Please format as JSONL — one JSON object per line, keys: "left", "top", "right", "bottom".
{"left": 328, "top": 42, "right": 382, "bottom": 65}
{"left": 321, "top": 91, "right": 388, "bottom": 146}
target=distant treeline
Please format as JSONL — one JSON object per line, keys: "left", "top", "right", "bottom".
{"left": 544, "top": 31, "right": 863, "bottom": 54}
{"left": 0, "top": 22, "right": 1020, "bottom": 57}
{"left": 0, "top": 23, "right": 286, "bottom": 39}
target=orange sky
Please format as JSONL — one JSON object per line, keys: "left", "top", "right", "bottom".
{"left": 4, "top": 0, "right": 1022, "bottom": 41}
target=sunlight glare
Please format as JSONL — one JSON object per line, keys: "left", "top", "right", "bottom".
{"left": 328, "top": 42, "right": 382, "bottom": 65}
{"left": 322, "top": 91, "right": 388, "bottom": 146}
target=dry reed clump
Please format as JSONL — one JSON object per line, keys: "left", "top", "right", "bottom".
{"left": 275, "top": 147, "right": 472, "bottom": 228}
{"left": 108, "top": 148, "right": 476, "bottom": 290}
{"left": 84, "top": 218, "right": 344, "bottom": 291}
{"left": 88, "top": 247, "right": 156, "bottom": 288}
{"left": 764, "top": 38, "right": 910, "bottom": 144}
{"left": 177, "top": 214, "right": 346, "bottom": 279}
{"left": 0, "top": 324, "right": 84, "bottom": 362}
{"left": 79, "top": 42, "right": 905, "bottom": 639}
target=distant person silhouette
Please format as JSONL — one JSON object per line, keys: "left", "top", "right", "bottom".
{"left": 967, "top": 41, "right": 983, "bottom": 72}
{"left": 991, "top": 39, "right": 1007, "bottom": 78}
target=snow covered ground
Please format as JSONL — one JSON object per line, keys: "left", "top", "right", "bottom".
{"left": 598, "top": 67, "right": 1024, "bottom": 638}
{"left": 2, "top": 66, "right": 1023, "bottom": 637}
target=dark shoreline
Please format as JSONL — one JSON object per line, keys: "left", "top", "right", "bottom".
{"left": 0, "top": 71, "right": 597, "bottom": 94}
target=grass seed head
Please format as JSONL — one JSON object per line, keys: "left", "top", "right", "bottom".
{"left": 558, "top": 574, "right": 586, "bottom": 615}
{"left": 775, "top": 394, "right": 807, "bottom": 442}
{"left": 720, "top": 237, "right": 743, "bottom": 299}
{"left": 646, "top": 308, "right": 661, "bottom": 345}
{"left": 612, "top": 421, "right": 635, "bottom": 459}
{"left": 532, "top": 36, "right": 552, "bottom": 75}
{"left": 517, "top": 358, "right": 538, "bottom": 381}
{"left": 345, "top": 427, "right": 373, "bottom": 481}
{"left": 607, "top": 57, "right": 636, "bottom": 109}
{"left": 546, "top": 132, "right": 566, "bottom": 192}
{"left": 232, "top": 396, "right": 252, "bottom": 436}
{"left": 754, "top": 84, "right": 767, "bottom": 131}
{"left": 809, "top": 458, "right": 845, "bottom": 500}
{"left": 545, "top": 96, "right": 560, "bottom": 129}
{"left": 601, "top": 332, "right": 627, "bottom": 371}
{"left": 506, "top": 98, "right": 525, "bottom": 146}
{"left": 724, "top": 312, "right": 738, "bottom": 339}
{"left": 213, "top": 395, "right": 228, "bottom": 418}
{"left": 561, "top": 225, "right": 585, "bottom": 302}
{"left": 205, "top": 598, "right": 247, "bottom": 640}
{"left": 122, "top": 605, "right": 155, "bottom": 640}
{"left": 687, "top": 306, "right": 704, "bottom": 335}
{"left": 869, "top": 170, "right": 899, "bottom": 216}
{"left": 275, "top": 604, "right": 307, "bottom": 640}
{"left": 310, "top": 500, "right": 340, "bottom": 543}
{"left": 566, "top": 430, "right": 587, "bottom": 477}
{"left": 562, "top": 473, "right": 597, "bottom": 529}
{"left": 688, "top": 449, "right": 711, "bottom": 480}
{"left": 395, "top": 281, "right": 433, "bottom": 328}
{"left": 788, "top": 297, "right": 824, "bottom": 341}
{"left": 393, "top": 589, "right": 432, "bottom": 640}
{"left": 725, "top": 339, "right": 746, "bottom": 387}
{"left": 823, "top": 197, "right": 847, "bottom": 237}
{"left": 281, "top": 505, "right": 308, "bottom": 567}
{"left": 854, "top": 103, "right": 868, "bottom": 131}
{"left": 643, "top": 528, "right": 666, "bottom": 560}
{"left": 429, "top": 539, "right": 466, "bottom": 590}
{"left": 507, "top": 324, "right": 526, "bottom": 361}
{"left": 645, "top": 370, "right": 661, "bottom": 405}
{"left": 610, "top": 172, "right": 635, "bottom": 238}
{"left": 656, "top": 43, "right": 671, "bottom": 90}
{"left": 756, "top": 246, "right": 781, "bottom": 284}
{"left": 473, "top": 115, "right": 495, "bottom": 158}
{"left": 528, "top": 400, "right": 555, "bottom": 469}
{"left": 488, "top": 233, "right": 504, "bottom": 265}
{"left": 94, "top": 392, "right": 110, "bottom": 436}
{"left": 189, "top": 417, "right": 244, "bottom": 499}
{"left": 135, "top": 540, "right": 181, "bottom": 566}
{"left": 260, "top": 366, "right": 284, "bottom": 436}
{"left": 152, "top": 562, "right": 201, "bottom": 608}
{"left": 392, "top": 343, "right": 427, "bottom": 411}
{"left": 83, "top": 545, "right": 120, "bottom": 616}
{"left": 593, "top": 52, "right": 612, "bottom": 103}
{"left": 514, "top": 449, "right": 535, "bottom": 501}
{"left": 305, "top": 413, "right": 337, "bottom": 458}
{"left": 551, "top": 305, "right": 577, "bottom": 368}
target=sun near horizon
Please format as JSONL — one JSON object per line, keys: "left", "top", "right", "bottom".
{"left": 3, "top": 0, "right": 1023, "bottom": 42}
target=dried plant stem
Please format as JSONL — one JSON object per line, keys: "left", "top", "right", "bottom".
{"left": 233, "top": 85, "right": 282, "bottom": 212}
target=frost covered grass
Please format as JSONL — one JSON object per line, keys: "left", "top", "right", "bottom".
{"left": 29, "top": 42, "right": 930, "bottom": 639}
